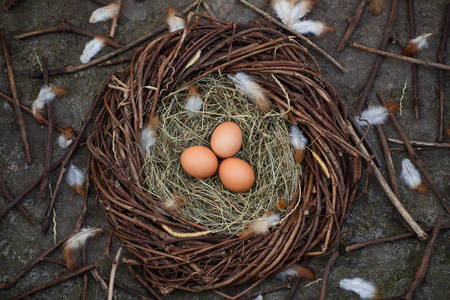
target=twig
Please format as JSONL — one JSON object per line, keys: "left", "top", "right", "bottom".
{"left": 351, "top": 42, "right": 450, "bottom": 71}
{"left": 0, "top": 172, "right": 37, "bottom": 225}
{"left": 237, "top": 0, "right": 346, "bottom": 73}
{"left": 101, "top": 276, "right": 154, "bottom": 300}
{"left": 10, "top": 263, "right": 98, "bottom": 300}
{"left": 336, "top": 0, "right": 370, "bottom": 52}
{"left": 108, "top": 246, "right": 123, "bottom": 300}
{"left": 377, "top": 93, "right": 450, "bottom": 215}
{"left": 438, "top": 4, "right": 450, "bottom": 142}
{"left": 388, "top": 138, "right": 450, "bottom": 148}
{"left": 14, "top": 18, "right": 123, "bottom": 48}
{"left": 91, "top": 268, "right": 111, "bottom": 294}
{"left": 109, "top": 0, "right": 121, "bottom": 38}
{"left": 285, "top": 277, "right": 301, "bottom": 300}
{"left": 348, "top": 115, "right": 383, "bottom": 168}
{"left": 27, "top": 0, "right": 203, "bottom": 78}
{"left": 319, "top": 249, "right": 339, "bottom": 300}
{"left": 125, "top": 264, "right": 162, "bottom": 300}
{"left": 345, "top": 224, "right": 450, "bottom": 252}
{"left": 39, "top": 57, "right": 55, "bottom": 202}
{"left": 202, "top": 0, "right": 218, "bottom": 20}
{"left": 41, "top": 75, "right": 111, "bottom": 234}
{"left": 404, "top": 215, "right": 443, "bottom": 300}
{"left": 347, "top": 120, "right": 428, "bottom": 240}
{"left": 356, "top": 0, "right": 399, "bottom": 113}
{"left": 0, "top": 29, "right": 32, "bottom": 165}
{"left": 406, "top": 0, "right": 420, "bottom": 119}
{"left": 238, "top": 284, "right": 291, "bottom": 300}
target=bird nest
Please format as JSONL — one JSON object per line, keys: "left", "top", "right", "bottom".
{"left": 87, "top": 13, "right": 363, "bottom": 295}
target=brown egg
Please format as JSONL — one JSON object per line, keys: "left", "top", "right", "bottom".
{"left": 210, "top": 122, "right": 243, "bottom": 158}
{"left": 180, "top": 146, "right": 218, "bottom": 178}
{"left": 219, "top": 158, "right": 255, "bottom": 192}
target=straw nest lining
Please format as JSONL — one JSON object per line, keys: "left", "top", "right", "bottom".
{"left": 88, "top": 13, "right": 363, "bottom": 294}
{"left": 143, "top": 74, "right": 300, "bottom": 234}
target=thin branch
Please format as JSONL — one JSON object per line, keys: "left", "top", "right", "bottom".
{"left": 351, "top": 42, "right": 450, "bottom": 71}
{"left": 406, "top": 0, "right": 420, "bottom": 119}
{"left": 388, "top": 138, "right": 450, "bottom": 148}
{"left": 109, "top": 0, "right": 121, "bottom": 38}
{"left": 438, "top": 4, "right": 450, "bottom": 142}
{"left": 108, "top": 246, "right": 124, "bottom": 300}
{"left": 237, "top": 0, "right": 346, "bottom": 73}
{"left": 0, "top": 29, "right": 32, "bottom": 165}
{"left": 377, "top": 93, "right": 450, "bottom": 215}
{"left": 319, "top": 249, "right": 339, "bottom": 300}
{"left": 337, "top": 0, "right": 370, "bottom": 52}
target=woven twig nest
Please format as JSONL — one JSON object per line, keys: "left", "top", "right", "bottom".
{"left": 88, "top": 13, "right": 363, "bottom": 294}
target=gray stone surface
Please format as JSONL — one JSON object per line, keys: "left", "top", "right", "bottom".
{"left": 0, "top": 0, "right": 449, "bottom": 299}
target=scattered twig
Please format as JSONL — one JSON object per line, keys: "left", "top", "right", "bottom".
{"left": 336, "top": 0, "right": 370, "bottom": 52}
{"left": 125, "top": 264, "right": 162, "bottom": 300}
{"left": 405, "top": 215, "right": 443, "bottom": 300}
{"left": 109, "top": 0, "right": 121, "bottom": 38}
{"left": 91, "top": 268, "right": 111, "bottom": 295}
{"left": 356, "top": 0, "right": 399, "bottom": 113}
{"left": 285, "top": 277, "right": 301, "bottom": 300}
{"left": 438, "top": 4, "right": 450, "bottom": 142}
{"left": 237, "top": 284, "right": 290, "bottom": 300}
{"left": 0, "top": 172, "right": 37, "bottom": 225}
{"left": 348, "top": 115, "right": 383, "bottom": 168}
{"left": 388, "top": 138, "right": 450, "bottom": 148}
{"left": 101, "top": 275, "right": 154, "bottom": 300}
{"left": 202, "top": 0, "right": 218, "bottom": 20}
{"left": 351, "top": 42, "right": 450, "bottom": 71}
{"left": 0, "top": 28, "right": 32, "bottom": 165}
{"left": 10, "top": 263, "right": 98, "bottom": 300}
{"left": 347, "top": 120, "right": 428, "bottom": 240}
{"left": 237, "top": 0, "right": 346, "bottom": 73}
{"left": 14, "top": 18, "right": 123, "bottom": 48}
{"left": 319, "top": 249, "right": 339, "bottom": 300}
{"left": 406, "top": 0, "right": 420, "bottom": 119}
{"left": 108, "top": 246, "right": 124, "bottom": 300}
{"left": 377, "top": 93, "right": 450, "bottom": 215}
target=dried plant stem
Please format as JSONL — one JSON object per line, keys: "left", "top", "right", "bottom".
{"left": 108, "top": 246, "right": 123, "bottom": 300}
{"left": 406, "top": 0, "right": 420, "bottom": 119}
{"left": 285, "top": 277, "right": 301, "bottom": 300}
{"left": 319, "top": 249, "right": 339, "bottom": 300}
{"left": 388, "top": 138, "right": 450, "bottom": 148}
{"left": 14, "top": 18, "right": 123, "bottom": 48}
{"left": 10, "top": 263, "right": 98, "bottom": 300}
{"left": 347, "top": 120, "right": 428, "bottom": 240}
{"left": 109, "top": 0, "right": 121, "bottom": 38}
{"left": 0, "top": 29, "right": 32, "bottom": 165}
{"left": 405, "top": 215, "right": 443, "bottom": 300}
{"left": 348, "top": 115, "right": 383, "bottom": 167}
{"left": 337, "top": 0, "right": 369, "bottom": 52}
{"left": 237, "top": 0, "right": 346, "bottom": 73}
{"left": 356, "top": 0, "right": 399, "bottom": 113}
{"left": 0, "top": 172, "right": 37, "bottom": 225}
{"left": 438, "top": 4, "right": 450, "bottom": 142}
{"left": 202, "top": 0, "right": 218, "bottom": 20}
{"left": 125, "top": 264, "right": 162, "bottom": 300}
{"left": 351, "top": 42, "right": 450, "bottom": 71}
{"left": 101, "top": 276, "right": 153, "bottom": 300}
{"left": 377, "top": 93, "right": 450, "bottom": 215}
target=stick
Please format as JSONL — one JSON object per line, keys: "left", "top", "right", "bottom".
{"left": 109, "top": 0, "right": 121, "bottom": 38}
{"left": 238, "top": 284, "right": 290, "bottom": 300}
{"left": 108, "top": 246, "right": 123, "bottom": 300}
{"left": 347, "top": 120, "right": 428, "bottom": 240}
{"left": 319, "top": 249, "right": 339, "bottom": 300}
{"left": 284, "top": 277, "right": 301, "bottom": 300}
{"left": 27, "top": 0, "right": 202, "bottom": 78}
{"left": 377, "top": 93, "right": 450, "bottom": 215}
{"left": 0, "top": 172, "right": 37, "bottom": 225}
{"left": 202, "top": 0, "right": 218, "bottom": 19}
{"left": 336, "top": 0, "right": 369, "bottom": 52}
{"left": 356, "top": 0, "right": 399, "bottom": 113}
{"left": 39, "top": 57, "right": 55, "bottom": 202}
{"left": 388, "top": 138, "right": 450, "bottom": 148}
{"left": 125, "top": 264, "right": 162, "bottom": 300}
{"left": 406, "top": 0, "right": 420, "bottom": 119}
{"left": 10, "top": 263, "right": 98, "bottom": 300}
{"left": 438, "top": 4, "right": 450, "bottom": 142}
{"left": 0, "top": 29, "right": 32, "bottom": 165}
{"left": 351, "top": 42, "right": 450, "bottom": 71}
{"left": 237, "top": 0, "right": 346, "bottom": 73}
{"left": 101, "top": 276, "right": 153, "bottom": 300}
{"left": 405, "top": 215, "right": 443, "bottom": 300}
{"left": 348, "top": 115, "right": 383, "bottom": 168}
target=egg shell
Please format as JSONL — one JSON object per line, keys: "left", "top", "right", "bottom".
{"left": 219, "top": 158, "right": 255, "bottom": 192}
{"left": 180, "top": 146, "right": 218, "bottom": 179}
{"left": 210, "top": 122, "right": 243, "bottom": 158}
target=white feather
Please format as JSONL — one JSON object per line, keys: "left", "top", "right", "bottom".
{"left": 66, "top": 165, "right": 85, "bottom": 187}
{"left": 166, "top": 8, "right": 185, "bottom": 32}
{"left": 32, "top": 86, "right": 55, "bottom": 115}
{"left": 250, "top": 214, "right": 280, "bottom": 235}
{"left": 140, "top": 126, "right": 156, "bottom": 155}
{"left": 80, "top": 37, "right": 105, "bottom": 63}
{"left": 339, "top": 278, "right": 377, "bottom": 300}
{"left": 228, "top": 72, "right": 271, "bottom": 111}
{"left": 272, "top": 0, "right": 315, "bottom": 27}
{"left": 410, "top": 33, "right": 432, "bottom": 51}
{"left": 290, "top": 125, "right": 307, "bottom": 150}
{"left": 58, "top": 134, "right": 73, "bottom": 149}
{"left": 400, "top": 158, "right": 421, "bottom": 189}
{"left": 64, "top": 227, "right": 102, "bottom": 252}
{"left": 184, "top": 95, "right": 203, "bottom": 112}
{"left": 276, "top": 266, "right": 300, "bottom": 280}
{"left": 356, "top": 105, "right": 388, "bottom": 126}
{"left": 291, "top": 20, "right": 330, "bottom": 36}
{"left": 254, "top": 295, "right": 263, "bottom": 300}
{"left": 89, "top": 1, "right": 120, "bottom": 23}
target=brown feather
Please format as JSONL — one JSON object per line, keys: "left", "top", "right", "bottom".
{"left": 71, "top": 184, "right": 86, "bottom": 195}
{"left": 416, "top": 183, "right": 429, "bottom": 195}
{"left": 62, "top": 126, "right": 75, "bottom": 140}
{"left": 50, "top": 86, "right": 68, "bottom": 97}
{"left": 401, "top": 43, "right": 418, "bottom": 56}
{"left": 385, "top": 101, "right": 399, "bottom": 114}
{"left": 293, "top": 265, "right": 316, "bottom": 281}
{"left": 294, "top": 148, "right": 305, "bottom": 163}
{"left": 368, "top": 0, "right": 384, "bottom": 16}
{"left": 33, "top": 112, "right": 47, "bottom": 125}
{"left": 63, "top": 247, "right": 78, "bottom": 271}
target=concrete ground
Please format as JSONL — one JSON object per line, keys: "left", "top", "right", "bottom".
{"left": 0, "top": 0, "right": 449, "bottom": 299}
